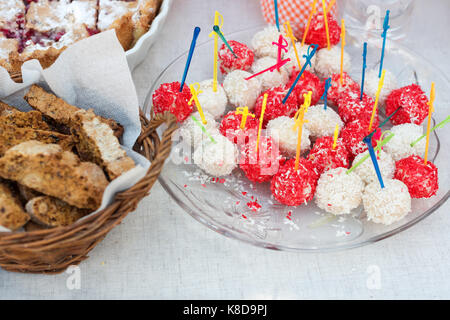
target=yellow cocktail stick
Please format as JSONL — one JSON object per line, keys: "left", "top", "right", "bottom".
{"left": 326, "top": 0, "right": 336, "bottom": 14}
{"left": 294, "top": 91, "right": 312, "bottom": 170}
{"left": 208, "top": 11, "right": 223, "bottom": 92}
{"left": 235, "top": 106, "right": 255, "bottom": 130}
{"left": 332, "top": 124, "right": 339, "bottom": 149}
{"left": 302, "top": 0, "right": 318, "bottom": 47}
{"left": 368, "top": 69, "right": 386, "bottom": 132}
{"left": 284, "top": 21, "right": 302, "bottom": 70}
{"left": 188, "top": 83, "right": 207, "bottom": 124}
{"left": 424, "top": 82, "right": 435, "bottom": 164}
{"left": 321, "top": 0, "right": 331, "bottom": 50}
{"left": 256, "top": 93, "right": 268, "bottom": 153}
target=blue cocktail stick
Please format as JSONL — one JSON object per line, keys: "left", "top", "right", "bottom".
{"left": 274, "top": 0, "right": 280, "bottom": 32}
{"left": 365, "top": 105, "right": 402, "bottom": 140}
{"left": 282, "top": 44, "right": 318, "bottom": 104}
{"left": 180, "top": 27, "right": 201, "bottom": 92}
{"left": 360, "top": 42, "right": 367, "bottom": 100}
{"left": 379, "top": 10, "right": 390, "bottom": 78}
{"left": 363, "top": 136, "right": 385, "bottom": 188}
{"left": 321, "top": 77, "right": 332, "bottom": 110}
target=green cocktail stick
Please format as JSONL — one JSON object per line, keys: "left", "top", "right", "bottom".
{"left": 346, "top": 133, "right": 395, "bottom": 174}
{"left": 213, "top": 25, "right": 237, "bottom": 58}
{"left": 366, "top": 105, "right": 401, "bottom": 140}
{"left": 191, "top": 115, "right": 216, "bottom": 144}
{"left": 410, "top": 115, "right": 450, "bottom": 147}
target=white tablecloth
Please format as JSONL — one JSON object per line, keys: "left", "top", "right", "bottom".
{"left": 1, "top": 0, "right": 449, "bottom": 299}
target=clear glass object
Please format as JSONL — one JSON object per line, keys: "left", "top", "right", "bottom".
{"left": 143, "top": 26, "right": 449, "bottom": 252}
{"left": 336, "top": 0, "right": 415, "bottom": 41}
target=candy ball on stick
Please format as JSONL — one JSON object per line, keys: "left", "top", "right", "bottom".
{"left": 218, "top": 40, "right": 254, "bottom": 74}
{"left": 339, "top": 118, "right": 379, "bottom": 159}
{"left": 267, "top": 116, "right": 311, "bottom": 157}
{"left": 394, "top": 155, "right": 439, "bottom": 198}
{"left": 362, "top": 179, "right": 411, "bottom": 225}
{"left": 314, "top": 46, "right": 351, "bottom": 79}
{"left": 223, "top": 70, "right": 262, "bottom": 109}
{"left": 239, "top": 136, "right": 285, "bottom": 183}
{"left": 328, "top": 72, "right": 361, "bottom": 107}
{"left": 196, "top": 79, "right": 228, "bottom": 119}
{"left": 287, "top": 70, "right": 323, "bottom": 106}
{"left": 251, "top": 25, "right": 285, "bottom": 58}
{"left": 363, "top": 69, "right": 397, "bottom": 107}
{"left": 303, "top": 13, "right": 341, "bottom": 50}
{"left": 304, "top": 104, "right": 343, "bottom": 139}
{"left": 193, "top": 134, "right": 238, "bottom": 177}
{"left": 251, "top": 56, "right": 289, "bottom": 91}
{"left": 352, "top": 149, "right": 395, "bottom": 184}
{"left": 385, "top": 84, "right": 429, "bottom": 125}
{"left": 337, "top": 90, "right": 375, "bottom": 124}
{"left": 177, "top": 111, "right": 219, "bottom": 148}
{"left": 308, "top": 136, "right": 350, "bottom": 175}
{"left": 254, "top": 86, "right": 298, "bottom": 126}
{"left": 152, "top": 81, "right": 193, "bottom": 122}
{"left": 219, "top": 109, "right": 259, "bottom": 144}
{"left": 284, "top": 42, "right": 317, "bottom": 75}
{"left": 384, "top": 123, "right": 426, "bottom": 162}
{"left": 271, "top": 158, "right": 319, "bottom": 206}
{"left": 315, "top": 167, "right": 364, "bottom": 215}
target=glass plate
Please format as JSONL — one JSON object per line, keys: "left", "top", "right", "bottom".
{"left": 143, "top": 26, "right": 450, "bottom": 252}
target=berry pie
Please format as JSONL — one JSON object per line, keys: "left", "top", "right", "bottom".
{"left": 0, "top": 0, "right": 162, "bottom": 74}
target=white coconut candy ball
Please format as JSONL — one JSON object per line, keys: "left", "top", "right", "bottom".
{"left": 193, "top": 133, "right": 238, "bottom": 177}
{"left": 177, "top": 111, "right": 219, "bottom": 148}
{"left": 315, "top": 167, "right": 365, "bottom": 215}
{"left": 284, "top": 42, "right": 317, "bottom": 75}
{"left": 304, "top": 104, "right": 344, "bottom": 139}
{"left": 251, "top": 25, "right": 285, "bottom": 58}
{"left": 363, "top": 69, "right": 397, "bottom": 107}
{"left": 352, "top": 149, "right": 395, "bottom": 185}
{"left": 223, "top": 70, "right": 262, "bottom": 109}
{"left": 384, "top": 123, "right": 426, "bottom": 162}
{"left": 362, "top": 179, "right": 411, "bottom": 225}
{"left": 267, "top": 116, "right": 311, "bottom": 157}
{"left": 196, "top": 79, "right": 228, "bottom": 119}
{"left": 314, "top": 46, "right": 351, "bottom": 79}
{"left": 251, "top": 56, "right": 289, "bottom": 91}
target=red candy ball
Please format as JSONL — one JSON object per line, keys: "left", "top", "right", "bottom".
{"left": 254, "top": 86, "right": 298, "bottom": 126}
{"left": 338, "top": 90, "right": 375, "bottom": 124}
{"left": 219, "top": 110, "right": 259, "bottom": 144}
{"left": 328, "top": 72, "right": 360, "bottom": 106}
{"left": 271, "top": 158, "right": 319, "bottom": 206}
{"left": 308, "top": 136, "right": 350, "bottom": 175}
{"left": 152, "top": 82, "right": 193, "bottom": 122}
{"left": 394, "top": 155, "right": 439, "bottom": 198}
{"left": 385, "top": 84, "right": 429, "bottom": 125}
{"left": 218, "top": 40, "right": 254, "bottom": 74}
{"left": 340, "top": 118, "right": 379, "bottom": 160}
{"left": 287, "top": 70, "right": 323, "bottom": 106}
{"left": 304, "top": 13, "right": 341, "bottom": 49}
{"left": 240, "top": 136, "right": 284, "bottom": 183}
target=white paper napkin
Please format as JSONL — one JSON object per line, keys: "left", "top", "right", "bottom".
{"left": 0, "top": 31, "right": 152, "bottom": 232}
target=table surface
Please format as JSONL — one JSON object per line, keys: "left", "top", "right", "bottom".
{"left": 1, "top": 0, "right": 450, "bottom": 300}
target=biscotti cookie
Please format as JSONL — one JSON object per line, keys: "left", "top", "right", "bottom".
{"left": 24, "top": 85, "right": 124, "bottom": 138}
{"left": 0, "top": 122, "right": 75, "bottom": 156}
{"left": 0, "top": 110, "right": 50, "bottom": 130}
{"left": 72, "top": 110, "right": 136, "bottom": 180}
{"left": 26, "top": 196, "right": 90, "bottom": 228}
{"left": 0, "top": 141, "right": 109, "bottom": 210}
{"left": 0, "top": 181, "right": 30, "bottom": 231}
{"left": 0, "top": 101, "right": 20, "bottom": 117}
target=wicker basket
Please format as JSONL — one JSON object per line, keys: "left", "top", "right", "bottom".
{"left": 0, "top": 74, "right": 177, "bottom": 274}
